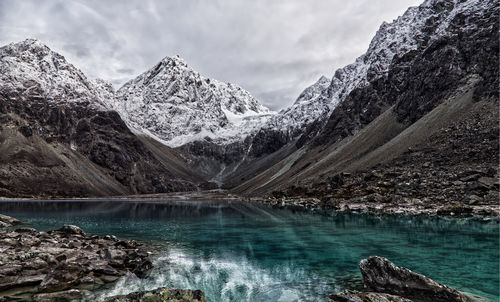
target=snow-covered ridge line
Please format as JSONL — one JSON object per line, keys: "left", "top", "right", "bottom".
{"left": 0, "top": 38, "right": 113, "bottom": 110}
{"left": 111, "top": 55, "right": 275, "bottom": 147}
{"left": 1, "top": 0, "right": 489, "bottom": 152}
{"left": 261, "top": 0, "right": 488, "bottom": 141}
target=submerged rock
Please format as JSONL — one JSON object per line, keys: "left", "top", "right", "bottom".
{"left": 330, "top": 290, "right": 412, "bottom": 302}
{"left": 98, "top": 287, "right": 207, "bottom": 302}
{"left": 359, "top": 256, "right": 471, "bottom": 302}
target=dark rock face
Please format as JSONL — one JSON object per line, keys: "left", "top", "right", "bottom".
{"left": 0, "top": 222, "right": 152, "bottom": 301}
{"left": 176, "top": 139, "right": 250, "bottom": 179}
{"left": 314, "top": 0, "right": 498, "bottom": 146}
{"left": 359, "top": 256, "right": 471, "bottom": 302}
{"left": 99, "top": 287, "right": 207, "bottom": 302}
{"left": 178, "top": 139, "right": 249, "bottom": 166}
{"left": 329, "top": 290, "right": 412, "bottom": 302}
{"left": 248, "top": 129, "right": 290, "bottom": 158}
{"left": 0, "top": 93, "right": 197, "bottom": 197}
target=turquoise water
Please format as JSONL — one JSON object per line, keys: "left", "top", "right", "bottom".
{"left": 0, "top": 200, "right": 498, "bottom": 301}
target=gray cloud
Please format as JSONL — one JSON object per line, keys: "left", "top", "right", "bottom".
{"left": 0, "top": 0, "right": 421, "bottom": 110}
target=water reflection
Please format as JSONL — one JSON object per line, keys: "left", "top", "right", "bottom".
{"left": 0, "top": 200, "right": 498, "bottom": 301}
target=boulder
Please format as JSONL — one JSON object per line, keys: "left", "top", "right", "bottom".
{"left": 57, "top": 225, "right": 85, "bottom": 235}
{"left": 97, "top": 287, "right": 207, "bottom": 302}
{"left": 33, "top": 289, "right": 90, "bottom": 302}
{"left": 0, "top": 214, "right": 21, "bottom": 227}
{"left": 359, "top": 256, "right": 471, "bottom": 302}
{"left": 0, "top": 220, "right": 153, "bottom": 301}
{"left": 330, "top": 290, "right": 412, "bottom": 302}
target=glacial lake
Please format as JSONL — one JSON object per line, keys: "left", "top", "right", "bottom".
{"left": 0, "top": 199, "right": 498, "bottom": 301}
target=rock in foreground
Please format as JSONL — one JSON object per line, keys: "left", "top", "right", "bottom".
{"left": 98, "top": 287, "right": 207, "bottom": 302}
{"left": 0, "top": 213, "right": 21, "bottom": 228}
{"left": 359, "top": 256, "right": 471, "bottom": 302}
{"left": 330, "top": 290, "right": 412, "bottom": 302}
{"left": 0, "top": 223, "right": 152, "bottom": 301}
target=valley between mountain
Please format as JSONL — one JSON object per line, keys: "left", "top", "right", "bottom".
{"left": 0, "top": 0, "right": 498, "bottom": 301}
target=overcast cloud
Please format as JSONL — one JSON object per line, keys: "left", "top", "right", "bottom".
{"left": 0, "top": 0, "right": 421, "bottom": 110}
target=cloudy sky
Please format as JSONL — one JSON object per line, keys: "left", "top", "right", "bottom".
{"left": 0, "top": 0, "right": 421, "bottom": 110}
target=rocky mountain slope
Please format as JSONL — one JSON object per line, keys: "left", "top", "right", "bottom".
{"left": 231, "top": 0, "right": 499, "bottom": 210}
{"left": 0, "top": 0, "right": 497, "bottom": 201}
{"left": 109, "top": 56, "right": 276, "bottom": 180}
{"left": 0, "top": 39, "right": 112, "bottom": 110}
{"left": 192, "top": 0, "right": 499, "bottom": 187}
{"left": 0, "top": 39, "right": 202, "bottom": 198}
{"left": 249, "top": 0, "right": 467, "bottom": 153}
{"left": 114, "top": 0, "right": 493, "bottom": 183}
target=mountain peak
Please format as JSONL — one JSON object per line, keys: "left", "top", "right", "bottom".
{"left": 15, "top": 38, "right": 46, "bottom": 48}
{"left": 112, "top": 56, "right": 273, "bottom": 147}
{"left": 0, "top": 39, "right": 111, "bottom": 109}
{"left": 161, "top": 55, "right": 188, "bottom": 67}
{"left": 2, "top": 38, "right": 53, "bottom": 57}
{"left": 317, "top": 75, "right": 330, "bottom": 84}
{"left": 292, "top": 75, "right": 331, "bottom": 106}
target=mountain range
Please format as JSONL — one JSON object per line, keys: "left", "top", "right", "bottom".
{"left": 0, "top": 0, "right": 497, "bottom": 203}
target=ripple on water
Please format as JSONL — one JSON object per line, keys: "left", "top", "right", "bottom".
{"left": 97, "top": 247, "right": 338, "bottom": 301}
{"left": 0, "top": 200, "right": 498, "bottom": 301}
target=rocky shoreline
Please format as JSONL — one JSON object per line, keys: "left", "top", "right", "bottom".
{"left": 0, "top": 212, "right": 495, "bottom": 301}
{"left": 0, "top": 214, "right": 206, "bottom": 302}
{"left": 247, "top": 165, "right": 500, "bottom": 217}
{"left": 2, "top": 187, "right": 498, "bottom": 218}
{"left": 250, "top": 195, "right": 500, "bottom": 218}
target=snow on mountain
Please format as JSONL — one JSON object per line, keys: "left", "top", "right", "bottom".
{"left": 264, "top": 75, "right": 331, "bottom": 139}
{"left": 293, "top": 76, "right": 331, "bottom": 106}
{"left": 2, "top": 0, "right": 487, "bottom": 157}
{"left": 263, "top": 0, "right": 487, "bottom": 141}
{"left": 0, "top": 39, "right": 112, "bottom": 109}
{"left": 113, "top": 56, "right": 274, "bottom": 147}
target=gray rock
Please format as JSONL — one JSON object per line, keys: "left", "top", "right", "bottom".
{"left": 465, "top": 194, "right": 483, "bottom": 205}
{"left": 33, "top": 289, "right": 90, "bottom": 302}
{"left": 97, "top": 287, "right": 207, "bottom": 302}
{"left": 0, "top": 220, "right": 153, "bottom": 301}
{"left": 330, "top": 290, "right": 412, "bottom": 302}
{"left": 57, "top": 225, "right": 85, "bottom": 235}
{"left": 0, "top": 214, "right": 21, "bottom": 228}
{"left": 359, "top": 256, "right": 471, "bottom": 302}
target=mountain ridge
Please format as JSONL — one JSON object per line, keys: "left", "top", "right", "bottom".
{"left": 231, "top": 0, "right": 498, "bottom": 202}
{"left": 0, "top": 0, "right": 497, "bottom": 200}
{"left": 0, "top": 39, "right": 203, "bottom": 197}
{"left": 112, "top": 55, "right": 274, "bottom": 148}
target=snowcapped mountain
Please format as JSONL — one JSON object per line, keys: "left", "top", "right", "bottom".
{"left": 265, "top": 75, "right": 331, "bottom": 139}
{"left": 234, "top": 0, "right": 498, "bottom": 195}
{"left": 102, "top": 0, "right": 492, "bottom": 182}
{"left": 0, "top": 39, "right": 201, "bottom": 196}
{"left": 112, "top": 56, "right": 274, "bottom": 147}
{"left": 0, "top": 39, "right": 113, "bottom": 109}
{"left": 102, "top": 0, "right": 492, "bottom": 157}
{"left": 260, "top": 0, "right": 491, "bottom": 144}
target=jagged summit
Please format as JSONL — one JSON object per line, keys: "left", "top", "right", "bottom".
{"left": 161, "top": 55, "right": 188, "bottom": 66}
{"left": 113, "top": 55, "right": 274, "bottom": 147}
{"left": 0, "top": 39, "right": 113, "bottom": 109}
{"left": 257, "top": 75, "right": 332, "bottom": 140}
{"left": 6, "top": 38, "right": 50, "bottom": 53}
{"left": 293, "top": 76, "right": 330, "bottom": 106}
